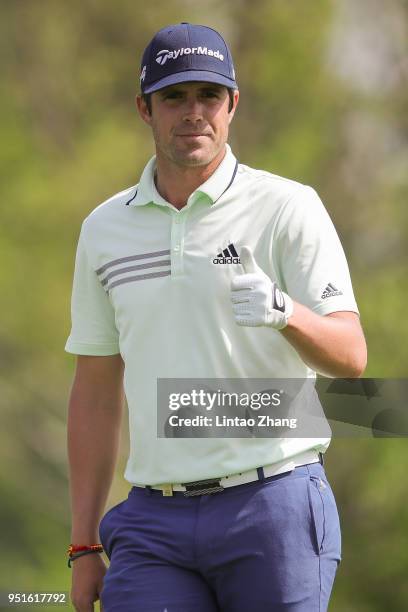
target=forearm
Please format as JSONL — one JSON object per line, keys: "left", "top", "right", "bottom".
{"left": 280, "top": 302, "right": 367, "bottom": 378}
{"left": 67, "top": 380, "right": 124, "bottom": 543}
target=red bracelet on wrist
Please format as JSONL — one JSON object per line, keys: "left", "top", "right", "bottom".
{"left": 67, "top": 544, "right": 103, "bottom": 555}
{"left": 67, "top": 544, "right": 104, "bottom": 568}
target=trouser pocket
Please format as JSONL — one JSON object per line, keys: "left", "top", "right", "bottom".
{"left": 99, "top": 501, "right": 124, "bottom": 559}
{"left": 307, "top": 475, "right": 326, "bottom": 555}
{"left": 307, "top": 473, "right": 342, "bottom": 566}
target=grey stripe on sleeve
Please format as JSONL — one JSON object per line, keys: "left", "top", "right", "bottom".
{"left": 106, "top": 270, "right": 171, "bottom": 291}
{"left": 96, "top": 249, "right": 171, "bottom": 275}
{"left": 101, "top": 260, "right": 171, "bottom": 286}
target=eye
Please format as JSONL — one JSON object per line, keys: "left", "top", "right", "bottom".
{"left": 163, "top": 90, "right": 183, "bottom": 100}
{"left": 202, "top": 90, "right": 220, "bottom": 98}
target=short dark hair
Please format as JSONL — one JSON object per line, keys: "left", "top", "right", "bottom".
{"left": 141, "top": 93, "right": 152, "bottom": 114}
{"left": 141, "top": 88, "right": 235, "bottom": 115}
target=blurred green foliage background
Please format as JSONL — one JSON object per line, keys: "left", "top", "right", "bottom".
{"left": 0, "top": 0, "right": 407, "bottom": 610}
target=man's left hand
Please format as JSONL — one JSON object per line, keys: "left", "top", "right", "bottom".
{"left": 231, "top": 246, "right": 294, "bottom": 330}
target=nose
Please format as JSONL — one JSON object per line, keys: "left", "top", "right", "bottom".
{"left": 182, "top": 97, "right": 204, "bottom": 122}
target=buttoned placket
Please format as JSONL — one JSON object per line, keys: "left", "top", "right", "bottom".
{"left": 168, "top": 193, "right": 209, "bottom": 278}
{"left": 170, "top": 208, "right": 188, "bottom": 277}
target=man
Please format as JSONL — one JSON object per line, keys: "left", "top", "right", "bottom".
{"left": 66, "top": 22, "right": 367, "bottom": 612}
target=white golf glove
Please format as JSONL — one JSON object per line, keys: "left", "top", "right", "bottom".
{"left": 231, "top": 246, "right": 294, "bottom": 330}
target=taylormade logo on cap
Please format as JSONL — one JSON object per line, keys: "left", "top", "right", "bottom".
{"left": 156, "top": 47, "right": 225, "bottom": 66}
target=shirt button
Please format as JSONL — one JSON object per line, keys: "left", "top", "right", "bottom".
{"left": 173, "top": 245, "right": 180, "bottom": 252}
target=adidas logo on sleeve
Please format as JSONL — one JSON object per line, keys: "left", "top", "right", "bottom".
{"left": 213, "top": 243, "right": 241, "bottom": 264}
{"left": 321, "top": 283, "right": 343, "bottom": 299}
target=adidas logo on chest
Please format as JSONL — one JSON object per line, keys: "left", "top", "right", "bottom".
{"left": 213, "top": 243, "right": 240, "bottom": 264}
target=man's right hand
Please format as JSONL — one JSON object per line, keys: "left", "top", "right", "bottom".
{"left": 70, "top": 553, "right": 107, "bottom": 612}
{"left": 67, "top": 353, "right": 125, "bottom": 611}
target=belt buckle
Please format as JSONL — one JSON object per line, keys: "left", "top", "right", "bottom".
{"left": 182, "top": 478, "right": 224, "bottom": 497}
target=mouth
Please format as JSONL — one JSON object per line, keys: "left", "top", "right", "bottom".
{"left": 175, "top": 132, "right": 211, "bottom": 138}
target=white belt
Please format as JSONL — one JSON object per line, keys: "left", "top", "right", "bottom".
{"left": 137, "top": 449, "right": 322, "bottom": 497}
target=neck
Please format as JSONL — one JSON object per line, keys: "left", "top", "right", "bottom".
{"left": 154, "top": 146, "right": 226, "bottom": 210}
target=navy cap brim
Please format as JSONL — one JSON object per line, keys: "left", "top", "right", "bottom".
{"left": 143, "top": 70, "right": 238, "bottom": 94}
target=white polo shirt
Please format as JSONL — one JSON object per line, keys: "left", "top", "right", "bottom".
{"left": 65, "top": 144, "right": 359, "bottom": 485}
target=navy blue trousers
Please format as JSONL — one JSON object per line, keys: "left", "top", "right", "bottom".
{"left": 100, "top": 462, "right": 341, "bottom": 611}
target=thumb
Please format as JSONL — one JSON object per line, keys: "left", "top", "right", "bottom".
{"left": 240, "top": 246, "right": 259, "bottom": 274}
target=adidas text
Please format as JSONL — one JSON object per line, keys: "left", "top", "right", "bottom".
{"left": 213, "top": 256, "right": 241, "bottom": 264}
{"left": 321, "top": 283, "right": 343, "bottom": 299}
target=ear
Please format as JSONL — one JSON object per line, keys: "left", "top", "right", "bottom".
{"left": 228, "top": 89, "right": 239, "bottom": 124}
{"left": 136, "top": 94, "right": 152, "bottom": 126}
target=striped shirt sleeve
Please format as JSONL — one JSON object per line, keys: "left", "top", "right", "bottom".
{"left": 65, "top": 223, "right": 120, "bottom": 355}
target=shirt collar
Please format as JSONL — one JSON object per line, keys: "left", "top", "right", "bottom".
{"left": 126, "top": 144, "right": 238, "bottom": 208}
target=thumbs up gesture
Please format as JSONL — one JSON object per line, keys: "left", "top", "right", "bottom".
{"left": 231, "top": 246, "right": 294, "bottom": 329}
